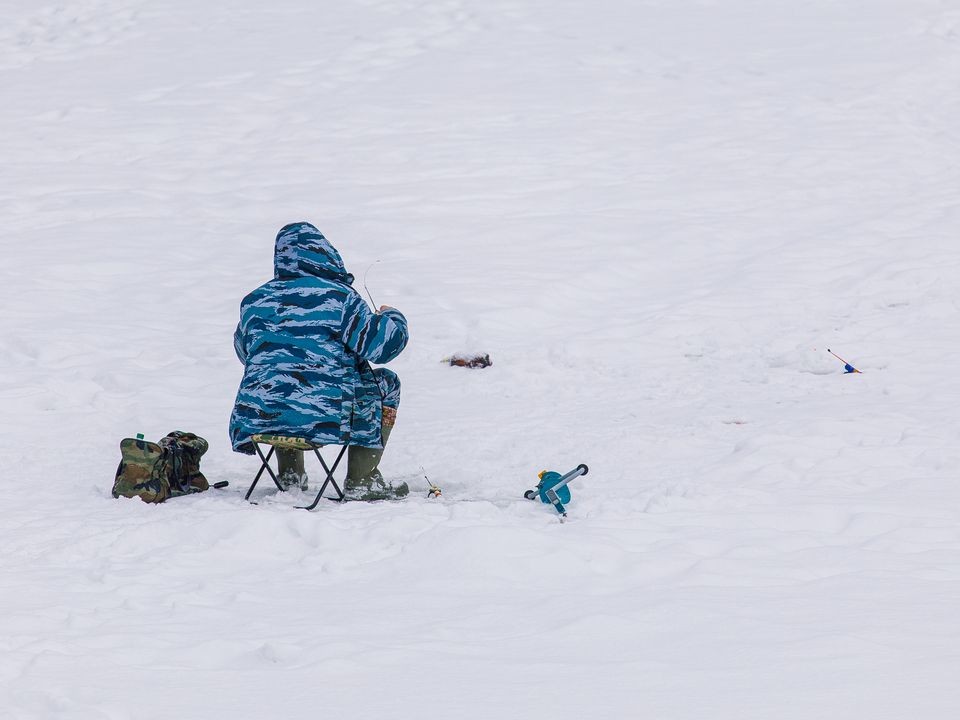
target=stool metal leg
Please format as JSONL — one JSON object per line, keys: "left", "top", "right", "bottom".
{"left": 298, "top": 445, "right": 347, "bottom": 510}
{"left": 245, "top": 444, "right": 282, "bottom": 501}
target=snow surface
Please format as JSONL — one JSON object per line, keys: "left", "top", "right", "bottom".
{"left": 3, "top": 1, "right": 960, "bottom": 718}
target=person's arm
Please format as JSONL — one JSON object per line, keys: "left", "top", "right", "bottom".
{"left": 341, "top": 292, "right": 409, "bottom": 364}
{"left": 233, "top": 321, "right": 247, "bottom": 363}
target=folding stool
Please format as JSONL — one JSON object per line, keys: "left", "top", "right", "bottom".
{"left": 245, "top": 434, "right": 346, "bottom": 510}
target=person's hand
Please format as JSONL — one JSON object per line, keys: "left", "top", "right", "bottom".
{"left": 379, "top": 305, "right": 394, "bottom": 313}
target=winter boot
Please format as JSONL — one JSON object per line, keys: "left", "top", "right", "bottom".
{"left": 276, "top": 448, "right": 308, "bottom": 491}
{"left": 345, "top": 408, "right": 408, "bottom": 501}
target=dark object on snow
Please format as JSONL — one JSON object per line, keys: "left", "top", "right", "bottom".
{"left": 112, "top": 431, "right": 212, "bottom": 503}
{"left": 445, "top": 353, "right": 492, "bottom": 369}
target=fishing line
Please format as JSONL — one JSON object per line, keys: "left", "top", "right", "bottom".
{"left": 363, "top": 260, "right": 381, "bottom": 309}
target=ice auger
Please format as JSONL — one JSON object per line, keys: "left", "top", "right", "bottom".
{"left": 524, "top": 464, "right": 589, "bottom": 517}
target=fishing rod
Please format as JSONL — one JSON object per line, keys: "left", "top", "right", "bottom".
{"left": 363, "top": 260, "right": 381, "bottom": 309}
{"left": 827, "top": 348, "right": 862, "bottom": 374}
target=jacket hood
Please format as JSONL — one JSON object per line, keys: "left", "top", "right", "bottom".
{"left": 274, "top": 222, "right": 354, "bottom": 285}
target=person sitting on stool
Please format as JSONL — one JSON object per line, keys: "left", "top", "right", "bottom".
{"left": 229, "top": 221, "right": 410, "bottom": 500}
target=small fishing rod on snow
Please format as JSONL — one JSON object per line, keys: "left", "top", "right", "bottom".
{"left": 827, "top": 348, "right": 862, "bottom": 374}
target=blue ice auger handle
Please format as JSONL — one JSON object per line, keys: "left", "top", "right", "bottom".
{"left": 524, "top": 464, "right": 589, "bottom": 516}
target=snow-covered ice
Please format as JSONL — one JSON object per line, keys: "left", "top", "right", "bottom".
{"left": 2, "top": 1, "right": 960, "bottom": 718}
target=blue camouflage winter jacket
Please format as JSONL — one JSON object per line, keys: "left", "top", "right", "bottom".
{"left": 229, "top": 223, "right": 409, "bottom": 454}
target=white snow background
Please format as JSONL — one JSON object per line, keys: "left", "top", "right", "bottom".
{"left": 2, "top": 1, "right": 960, "bottom": 718}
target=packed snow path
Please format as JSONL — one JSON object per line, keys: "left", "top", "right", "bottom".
{"left": 2, "top": 1, "right": 960, "bottom": 718}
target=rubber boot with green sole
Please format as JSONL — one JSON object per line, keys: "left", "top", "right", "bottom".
{"left": 345, "top": 422, "right": 408, "bottom": 501}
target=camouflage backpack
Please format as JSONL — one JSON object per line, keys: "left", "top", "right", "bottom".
{"left": 112, "top": 431, "right": 210, "bottom": 504}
